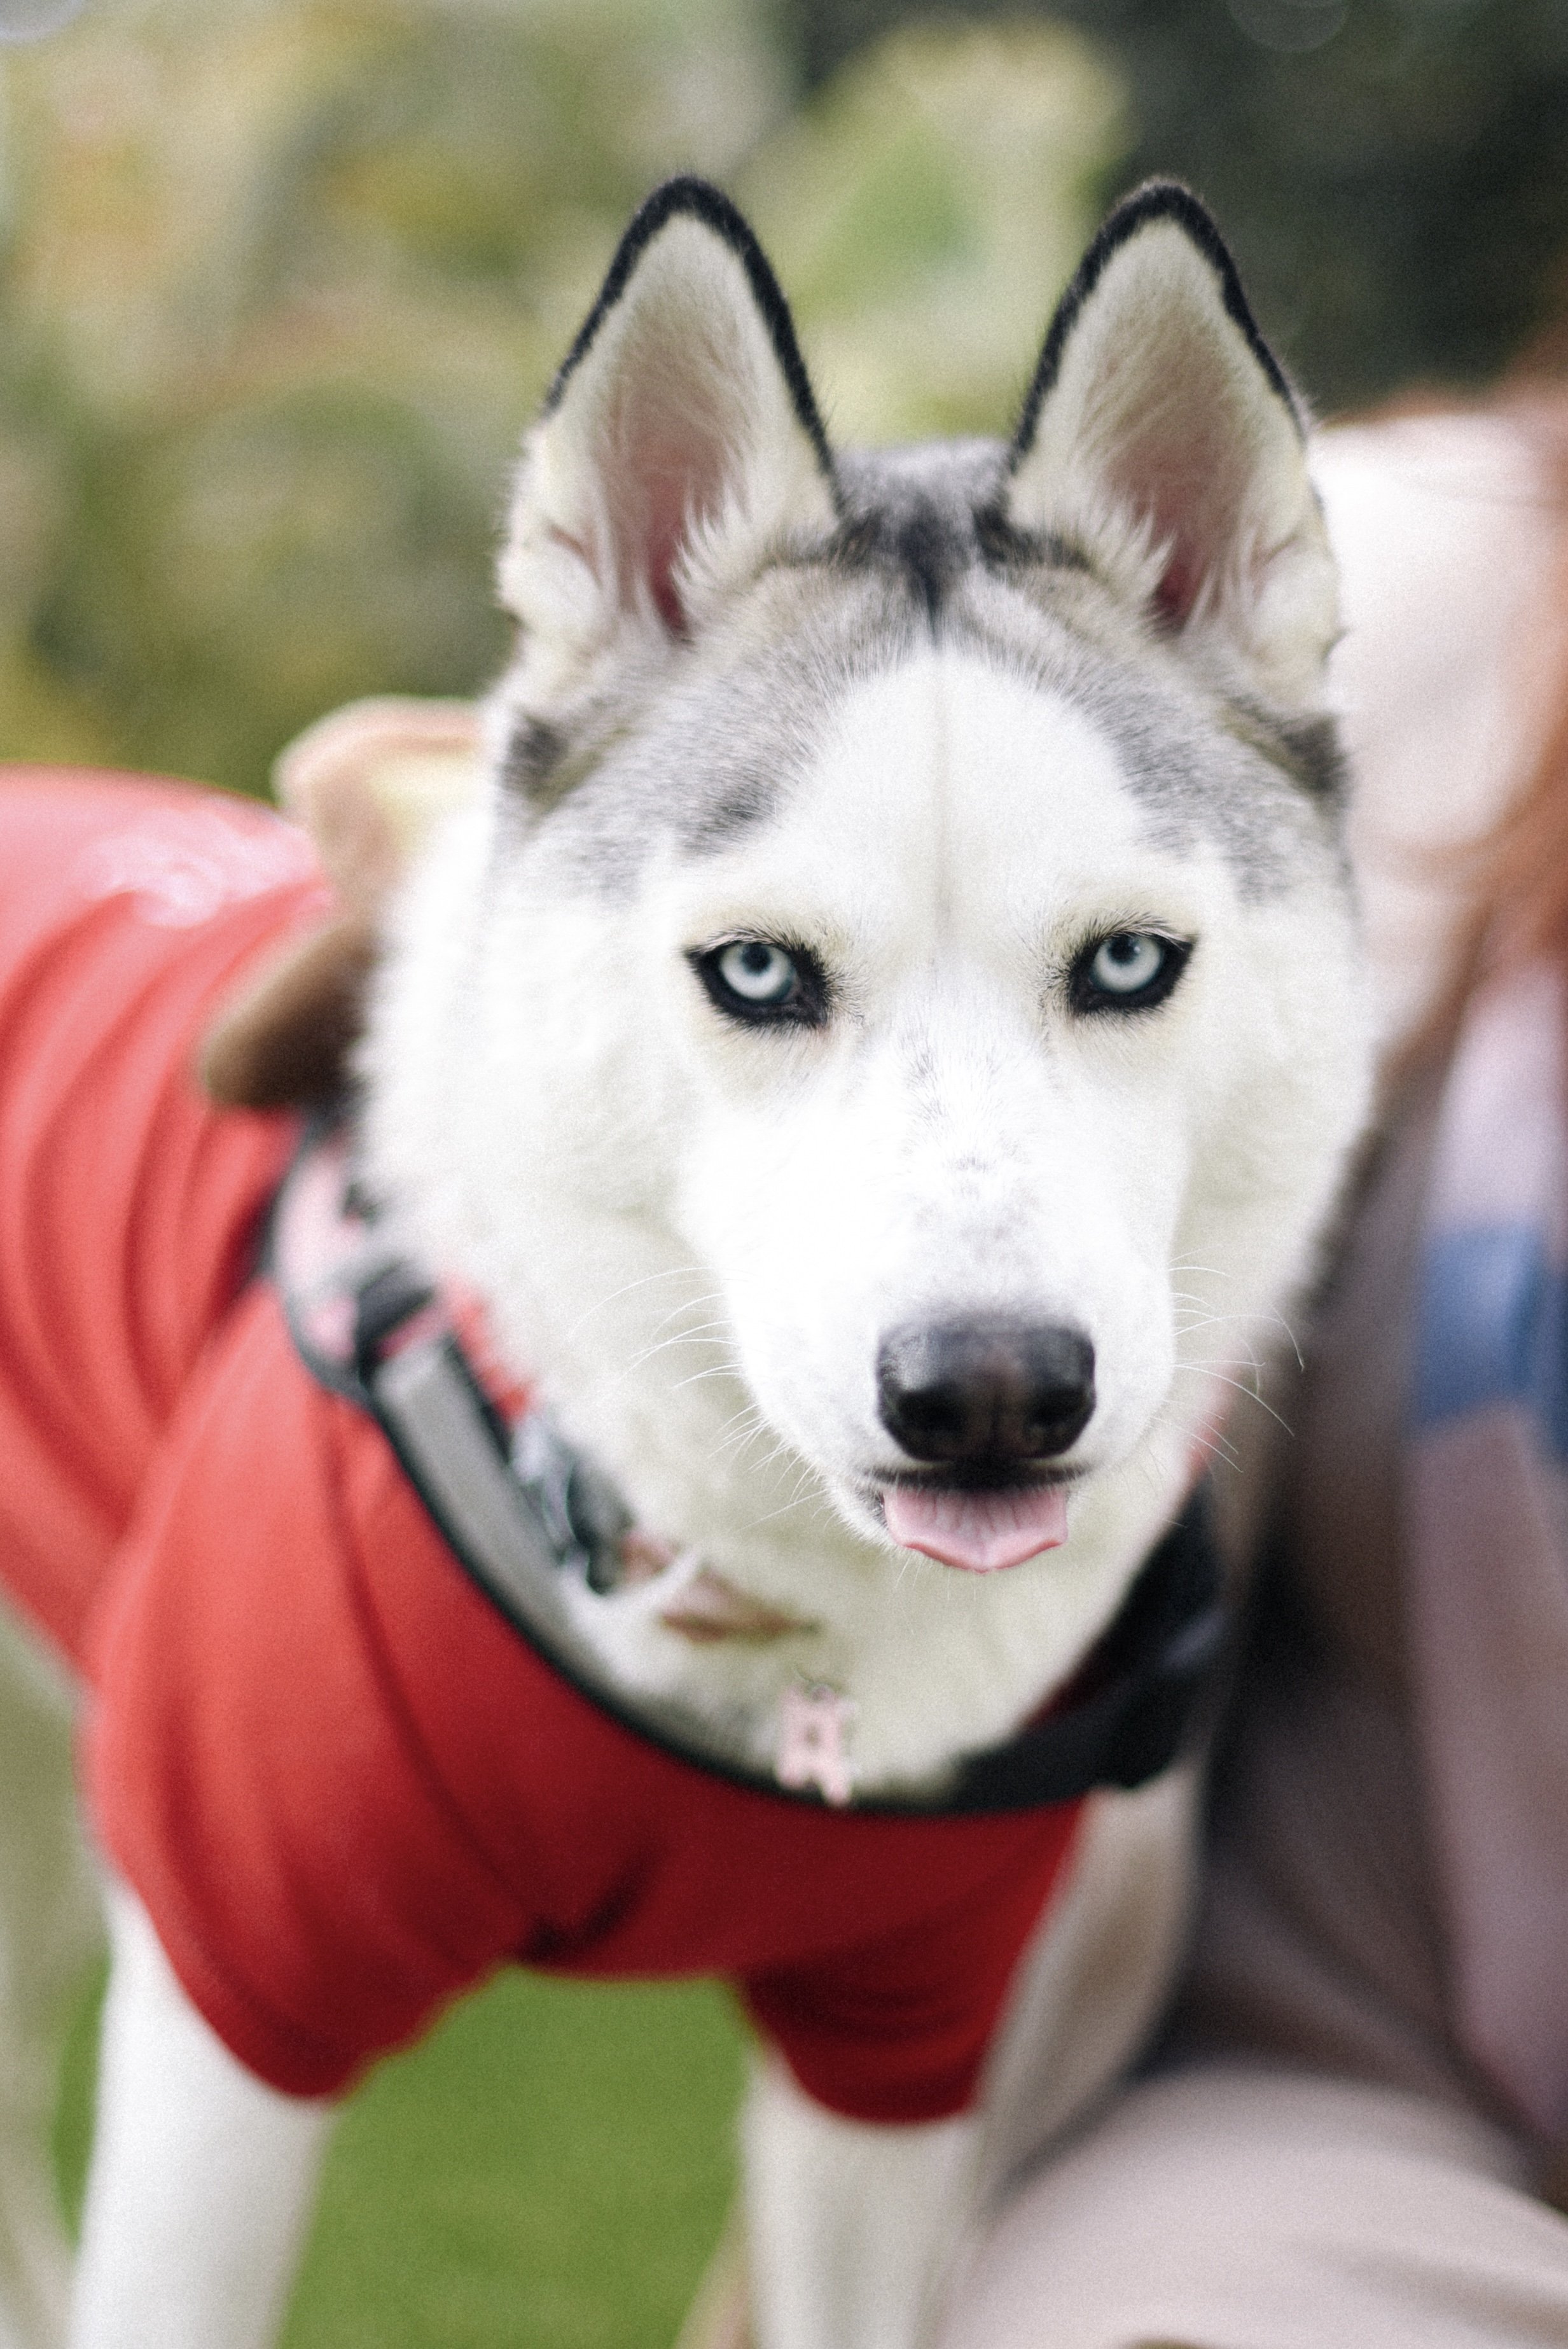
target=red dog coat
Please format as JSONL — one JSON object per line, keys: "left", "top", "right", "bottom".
{"left": 0, "top": 772, "right": 1085, "bottom": 2121}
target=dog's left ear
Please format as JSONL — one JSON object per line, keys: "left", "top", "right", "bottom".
{"left": 499, "top": 178, "right": 836, "bottom": 694}
{"left": 1005, "top": 183, "right": 1337, "bottom": 711}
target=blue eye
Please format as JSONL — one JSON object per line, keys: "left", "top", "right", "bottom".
{"left": 1071, "top": 930, "right": 1190, "bottom": 1014}
{"left": 718, "top": 940, "right": 798, "bottom": 1005}
{"left": 691, "top": 937, "right": 829, "bottom": 1026}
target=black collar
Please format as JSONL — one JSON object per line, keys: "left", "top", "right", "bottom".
{"left": 269, "top": 1120, "right": 1228, "bottom": 1815}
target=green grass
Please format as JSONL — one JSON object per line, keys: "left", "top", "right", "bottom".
{"left": 56, "top": 1965, "right": 748, "bottom": 2348}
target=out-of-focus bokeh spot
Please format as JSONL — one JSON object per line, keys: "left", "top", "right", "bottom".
{"left": 0, "top": 0, "right": 86, "bottom": 41}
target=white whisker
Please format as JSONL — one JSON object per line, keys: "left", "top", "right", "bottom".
{"left": 566, "top": 1264, "right": 713, "bottom": 1339}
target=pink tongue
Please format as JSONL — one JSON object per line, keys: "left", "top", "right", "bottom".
{"left": 882, "top": 1483, "right": 1069, "bottom": 1573}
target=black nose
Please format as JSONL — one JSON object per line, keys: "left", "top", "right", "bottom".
{"left": 877, "top": 1317, "right": 1096, "bottom": 1466}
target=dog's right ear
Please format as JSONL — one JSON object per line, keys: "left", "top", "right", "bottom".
{"left": 1003, "top": 183, "right": 1337, "bottom": 713}
{"left": 499, "top": 178, "right": 837, "bottom": 695}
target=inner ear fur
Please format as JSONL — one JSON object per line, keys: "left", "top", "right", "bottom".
{"left": 499, "top": 178, "right": 838, "bottom": 683}
{"left": 1006, "top": 181, "right": 1338, "bottom": 711}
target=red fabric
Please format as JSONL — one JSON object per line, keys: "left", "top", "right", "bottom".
{"left": 0, "top": 774, "right": 319, "bottom": 1660}
{"left": 0, "top": 772, "right": 1085, "bottom": 2122}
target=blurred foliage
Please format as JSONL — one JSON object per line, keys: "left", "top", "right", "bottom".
{"left": 0, "top": 0, "right": 790, "bottom": 790}
{"left": 785, "top": 0, "right": 1568, "bottom": 415}
{"left": 737, "top": 20, "right": 1121, "bottom": 442}
{"left": 0, "top": 0, "right": 1118, "bottom": 796}
{"left": 6, "top": 1, "right": 1568, "bottom": 797}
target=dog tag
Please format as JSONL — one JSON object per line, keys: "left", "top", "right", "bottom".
{"left": 776, "top": 1683, "right": 857, "bottom": 1806}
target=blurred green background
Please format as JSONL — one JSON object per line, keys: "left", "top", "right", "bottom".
{"left": 13, "top": 1, "right": 1568, "bottom": 2341}
{"left": 6, "top": 0, "right": 1568, "bottom": 804}
{"left": 55, "top": 1962, "right": 750, "bottom": 2348}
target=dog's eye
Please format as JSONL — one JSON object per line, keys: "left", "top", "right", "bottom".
{"left": 692, "top": 938, "right": 828, "bottom": 1026}
{"left": 718, "top": 941, "right": 797, "bottom": 1003}
{"left": 1071, "top": 930, "right": 1190, "bottom": 1014}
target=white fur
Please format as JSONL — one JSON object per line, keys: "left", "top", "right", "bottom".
{"left": 497, "top": 213, "right": 836, "bottom": 723}
{"left": 71, "top": 1890, "right": 331, "bottom": 2349}
{"left": 1010, "top": 216, "right": 1339, "bottom": 713}
{"left": 743, "top": 2061, "right": 975, "bottom": 2349}
{"left": 350, "top": 195, "right": 1371, "bottom": 2346}
{"left": 368, "top": 646, "right": 1366, "bottom": 1792}
{"left": 0, "top": 190, "right": 1379, "bottom": 2349}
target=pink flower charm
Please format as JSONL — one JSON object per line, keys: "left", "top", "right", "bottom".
{"left": 776, "top": 1682, "right": 857, "bottom": 1807}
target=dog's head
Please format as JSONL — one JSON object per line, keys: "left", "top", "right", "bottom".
{"left": 364, "top": 179, "right": 1368, "bottom": 1591}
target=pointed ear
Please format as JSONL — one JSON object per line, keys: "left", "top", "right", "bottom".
{"left": 1005, "top": 183, "right": 1337, "bottom": 710}
{"left": 499, "top": 178, "right": 838, "bottom": 691}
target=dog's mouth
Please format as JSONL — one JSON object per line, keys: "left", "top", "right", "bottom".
{"left": 873, "top": 1470, "right": 1079, "bottom": 1574}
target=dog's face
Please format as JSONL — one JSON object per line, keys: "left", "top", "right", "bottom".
{"left": 366, "top": 182, "right": 1367, "bottom": 1612}
{"left": 666, "top": 652, "right": 1198, "bottom": 1533}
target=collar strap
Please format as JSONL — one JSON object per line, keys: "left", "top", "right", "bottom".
{"left": 268, "top": 1119, "right": 1228, "bottom": 1814}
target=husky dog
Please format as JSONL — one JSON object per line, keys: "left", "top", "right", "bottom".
{"left": 0, "top": 180, "right": 1369, "bottom": 2349}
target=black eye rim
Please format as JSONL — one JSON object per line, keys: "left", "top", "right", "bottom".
{"left": 1067, "top": 928, "right": 1193, "bottom": 1017}
{"left": 688, "top": 935, "right": 832, "bottom": 1028}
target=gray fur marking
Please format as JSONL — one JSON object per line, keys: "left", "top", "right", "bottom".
{"left": 506, "top": 441, "right": 1343, "bottom": 904}
{"left": 824, "top": 444, "right": 1090, "bottom": 620}
{"left": 943, "top": 580, "right": 1339, "bottom": 898}
{"left": 514, "top": 579, "right": 921, "bottom": 898}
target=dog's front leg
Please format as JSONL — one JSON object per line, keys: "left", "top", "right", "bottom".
{"left": 69, "top": 1886, "right": 333, "bottom": 2349}
{"left": 742, "top": 2058, "right": 974, "bottom": 2349}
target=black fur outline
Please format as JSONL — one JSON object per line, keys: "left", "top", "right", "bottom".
{"left": 1011, "top": 180, "right": 1300, "bottom": 470}
{"left": 545, "top": 176, "right": 836, "bottom": 497}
